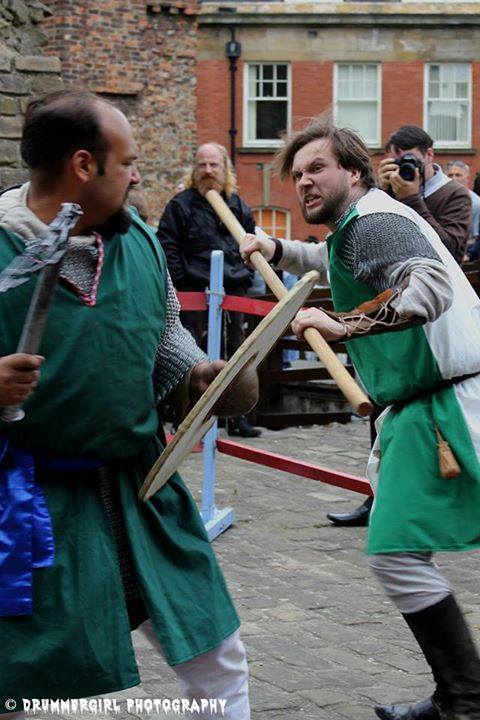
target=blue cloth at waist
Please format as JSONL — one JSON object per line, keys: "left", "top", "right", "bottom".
{"left": 0, "top": 438, "right": 102, "bottom": 617}
{"left": 36, "top": 454, "right": 103, "bottom": 472}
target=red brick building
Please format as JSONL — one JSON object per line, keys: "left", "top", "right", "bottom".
{"left": 197, "top": 2, "right": 480, "bottom": 240}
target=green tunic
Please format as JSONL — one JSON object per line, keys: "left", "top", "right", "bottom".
{"left": 0, "top": 218, "right": 239, "bottom": 707}
{"left": 327, "top": 198, "right": 480, "bottom": 555}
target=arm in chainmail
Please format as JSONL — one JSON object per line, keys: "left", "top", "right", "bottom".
{"left": 152, "top": 271, "right": 207, "bottom": 403}
{"left": 340, "top": 213, "right": 453, "bottom": 322}
{"left": 275, "top": 238, "right": 329, "bottom": 284}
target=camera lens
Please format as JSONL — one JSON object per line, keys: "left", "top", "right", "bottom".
{"left": 398, "top": 162, "right": 416, "bottom": 182}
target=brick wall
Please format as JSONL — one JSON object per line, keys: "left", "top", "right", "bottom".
{"left": 198, "top": 42, "right": 480, "bottom": 240}
{"left": 0, "top": 0, "right": 62, "bottom": 189}
{"left": 41, "top": 0, "right": 199, "bottom": 224}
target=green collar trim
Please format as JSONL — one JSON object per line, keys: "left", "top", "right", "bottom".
{"left": 327, "top": 206, "right": 359, "bottom": 252}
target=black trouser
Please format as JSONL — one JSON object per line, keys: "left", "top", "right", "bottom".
{"left": 180, "top": 288, "right": 246, "bottom": 360}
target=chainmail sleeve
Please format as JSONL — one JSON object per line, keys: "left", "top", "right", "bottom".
{"left": 339, "top": 212, "right": 441, "bottom": 292}
{"left": 337, "top": 212, "right": 452, "bottom": 322}
{"left": 153, "top": 271, "right": 207, "bottom": 403}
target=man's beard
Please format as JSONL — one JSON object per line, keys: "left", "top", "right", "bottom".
{"left": 195, "top": 176, "right": 225, "bottom": 197}
{"left": 91, "top": 205, "right": 132, "bottom": 237}
{"left": 301, "top": 184, "right": 350, "bottom": 225}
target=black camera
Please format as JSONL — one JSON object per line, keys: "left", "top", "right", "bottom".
{"left": 395, "top": 153, "right": 424, "bottom": 182}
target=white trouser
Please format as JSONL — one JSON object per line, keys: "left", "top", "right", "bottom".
{"left": 138, "top": 621, "right": 250, "bottom": 719}
{"left": 368, "top": 551, "right": 452, "bottom": 614}
{"left": 3, "top": 628, "right": 250, "bottom": 720}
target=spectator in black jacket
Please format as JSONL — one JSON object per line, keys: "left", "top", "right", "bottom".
{"left": 157, "top": 143, "right": 261, "bottom": 438}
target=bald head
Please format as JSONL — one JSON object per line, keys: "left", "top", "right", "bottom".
{"left": 21, "top": 89, "right": 116, "bottom": 181}
{"left": 22, "top": 89, "right": 140, "bottom": 235}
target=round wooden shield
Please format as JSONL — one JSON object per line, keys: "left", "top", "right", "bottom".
{"left": 139, "top": 270, "right": 319, "bottom": 501}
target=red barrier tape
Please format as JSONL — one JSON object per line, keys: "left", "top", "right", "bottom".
{"left": 216, "top": 438, "right": 371, "bottom": 495}
{"left": 221, "top": 295, "right": 277, "bottom": 317}
{"left": 176, "top": 291, "right": 208, "bottom": 311}
{"left": 176, "top": 291, "right": 277, "bottom": 317}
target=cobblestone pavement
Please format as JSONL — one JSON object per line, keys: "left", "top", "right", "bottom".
{"left": 47, "top": 421, "right": 480, "bottom": 719}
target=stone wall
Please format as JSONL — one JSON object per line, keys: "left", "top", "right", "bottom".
{"left": 0, "top": 0, "right": 62, "bottom": 189}
{"left": 41, "top": 0, "right": 199, "bottom": 224}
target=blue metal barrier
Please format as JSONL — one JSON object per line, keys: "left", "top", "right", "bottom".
{"left": 201, "top": 250, "right": 234, "bottom": 540}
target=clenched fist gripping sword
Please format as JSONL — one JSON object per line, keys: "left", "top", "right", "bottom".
{"left": 205, "top": 189, "right": 373, "bottom": 417}
{"left": 0, "top": 202, "right": 83, "bottom": 422}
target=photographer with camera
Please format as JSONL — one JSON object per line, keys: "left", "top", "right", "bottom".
{"left": 378, "top": 125, "right": 471, "bottom": 264}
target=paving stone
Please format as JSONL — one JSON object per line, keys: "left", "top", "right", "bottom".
{"left": 76, "top": 422, "right": 479, "bottom": 719}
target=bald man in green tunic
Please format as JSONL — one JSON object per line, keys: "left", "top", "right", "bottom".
{"left": 0, "top": 90, "right": 257, "bottom": 718}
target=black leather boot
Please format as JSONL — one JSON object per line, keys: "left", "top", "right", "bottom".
{"left": 326, "top": 495, "right": 373, "bottom": 526}
{"left": 227, "top": 416, "right": 261, "bottom": 438}
{"left": 375, "top": 697, "right": 441, "bottom": 719}
{"left": 377, "top": 595, "right": 480, "bottom": 720}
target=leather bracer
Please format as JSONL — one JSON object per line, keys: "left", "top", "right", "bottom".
{"left": 325, "top": 287, "right": 424, "bottom": 339}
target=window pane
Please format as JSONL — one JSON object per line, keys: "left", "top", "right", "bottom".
{"left": 263, "top": 65, "right": 273, "bottom": 80}
{"left": 352, "top": 65, "right": 364, "bottom": 84}
{"left": 351, "top": 81, "right": 365, "bottom": 99}
{"left": 429, "top": 81, "right": 440, "bottom": 99}
{"left": 337, "top": 64, "right": 378, "bottom": 100}
{"left": 440, "top": 81, "right": 455, "bottom": 99}
{"left": 428, "top": 100, "right": 468, "bottom": 143}
{"left": 248, "top": 65, "right": 257, "bottom": 98}
{"left": 253, "top": 209, "right": 261, "bottom": 226}
{"left": 262, "top": 82, "right": 274, "bottom": 98}
{"left": 277, "top": 65, "right": 287, "bottom": 80}
{"left": 256, "top": 101, "right": 287, "bottom": 140}
{"left": 253, "top": 208, "right": 288, "bottom": 238}
{"left": 429, "top": 65, "right": 440, "bottom": 81}
{"left": 337, "top": 78, "right": 350, "bottom": 100}
{"left": 455, "top": 66, "right": 469, "bottom": 83}
{"left": 247, "top": 101, "right": 257, "bottom": 142}
{"left": 275, "top": 215, "right": 287, "bottom": 235}
{"left": 364, "top": 80, "right": 377, "bottom": 98}
{"left": 261, "top": 209, "right": 273, "bottom": 228}
{"left": 456, "top": 82, "right": 468, "bottom": 99}
{"left": 336, "top": 101, "right": 378, "bottom": 143}
{"left": 276, "top": 81, "right": 288, "bottom": 98}
{"left": 441, "top": 65, "right": 456, "bottom": 83}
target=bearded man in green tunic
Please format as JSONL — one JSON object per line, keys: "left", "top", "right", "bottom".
{"left": 242, "top": 117, "right": 480, "bottom": 720}
{"left": 0, "top": 90, "right": 259, "bottom": 719}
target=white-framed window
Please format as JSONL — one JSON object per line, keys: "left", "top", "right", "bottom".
{"left": 333, "top": 63, "right": 381, "bottom": 147}
{"left": 253, "top": 207, "right": 291, "bottom": 239}
{"left": 425, "top": 63, "right": 471, "bottom": 148}
{"left": 243, "top": 63, "right": 291, "bottom": 147}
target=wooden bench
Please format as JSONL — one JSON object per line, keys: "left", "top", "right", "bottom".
{"left": 247, "top": 263, "right": 480, "bottom": 429}
{"left": 247, "top": 287, "right": 355, "bottom": 429}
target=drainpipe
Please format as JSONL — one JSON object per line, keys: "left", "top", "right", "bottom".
{"left": 225, "top": 28, "right": 241, "bottom": 166}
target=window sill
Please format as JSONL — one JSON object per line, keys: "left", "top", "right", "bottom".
{"left": 369, "top": 147, "right": 477, "bottom": 156}
{"left": 238, "top": 146, "right": 279, "bottom": 155}
{"left": 433, "top": 148, "right": 477, "bottom": 155}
